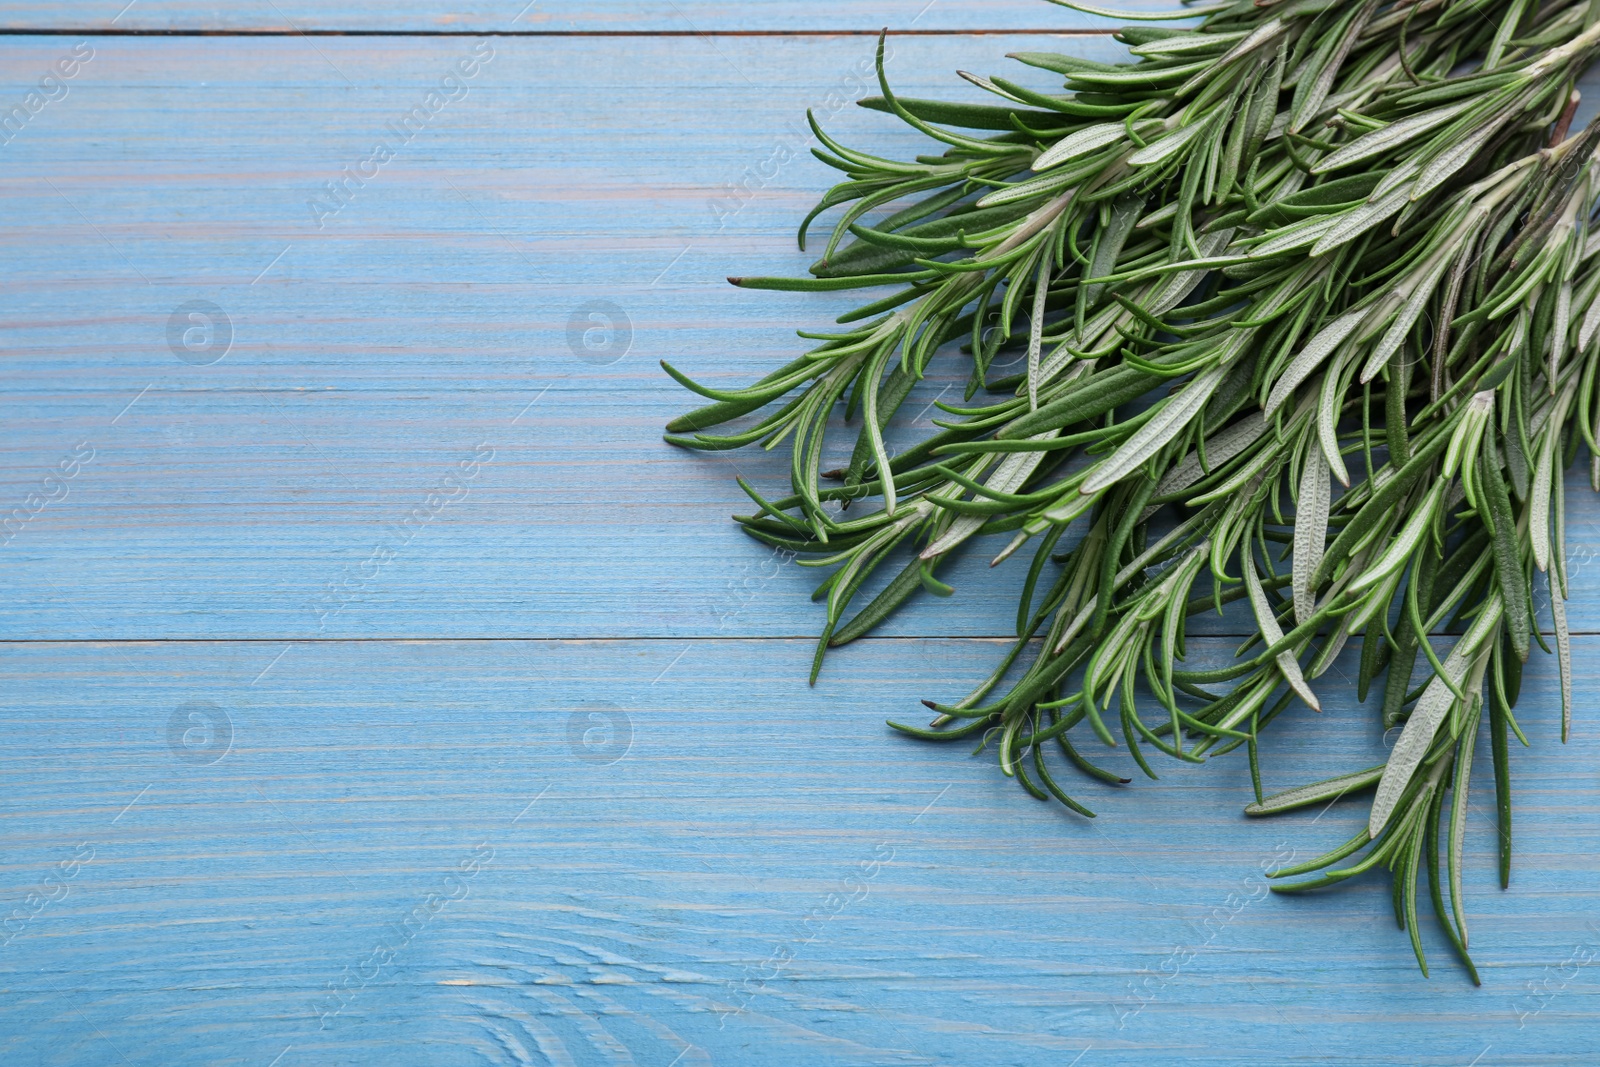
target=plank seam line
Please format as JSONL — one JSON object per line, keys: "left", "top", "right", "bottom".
{"left": 0, "top": 631, "right": 1583, "bottom": 644}
{"left": 0, "top": 28, "right": 1121, "bottom": 38}
{"left": 0, "top": 636, "right": 1154, "bottom": 643}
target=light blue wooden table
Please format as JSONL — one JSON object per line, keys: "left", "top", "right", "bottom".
{"left": 1, "top": 5, "right": 1596, "bottom": 1065}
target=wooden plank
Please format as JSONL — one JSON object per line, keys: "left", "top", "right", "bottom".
{"left": 0, "top": 31, "right": 1101, "bottom": 641}
{"left": 3, "top": 33, "right": 1600, "bottom": 643}
{"left": 0, "top": 1, "right": 1186, "bottom": 33}
{"left": 0, "top": 637, "right": 1594, "bottom": 1065}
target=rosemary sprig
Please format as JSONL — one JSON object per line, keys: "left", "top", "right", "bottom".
{"left": 669, "top": 0, "right": 1600, "bottom": 975}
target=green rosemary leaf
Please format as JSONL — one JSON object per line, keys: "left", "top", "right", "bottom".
{"left": 1315, "top": 101, "right": 1476, "bottom": 173}
{"left": 857, "top": 95, "right": 1071, "bottom": 131}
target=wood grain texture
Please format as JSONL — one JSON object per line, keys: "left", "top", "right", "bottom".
{"left": 0, "top": 32, "right": 1143, "bottom": 642}
{"left": 0, "top": 1, "right": 1185, "bottom": 33}
{"left": 0, "top": 23, "right": 1597, "bottom": 1067}
{"left": 1, "top": 34, "right": 1599, "bottom": 640}
{"left": 0, "top": 638, "right": 1596, "bottom": 1067}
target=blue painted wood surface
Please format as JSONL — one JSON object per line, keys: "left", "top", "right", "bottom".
{"left": 0, "top": 1, "right": 1184, "bottom": 32}
{"left": 0, "top": 17, "right": 1597, "bottom": 1067}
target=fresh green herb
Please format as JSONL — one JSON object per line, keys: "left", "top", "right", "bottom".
{"left": 669, "top": 0, "right": 1600, "bottom": 976}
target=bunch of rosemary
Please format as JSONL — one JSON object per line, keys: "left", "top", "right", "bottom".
{"left": 667, "top": 0, "right": 1600, "bottom": 976}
